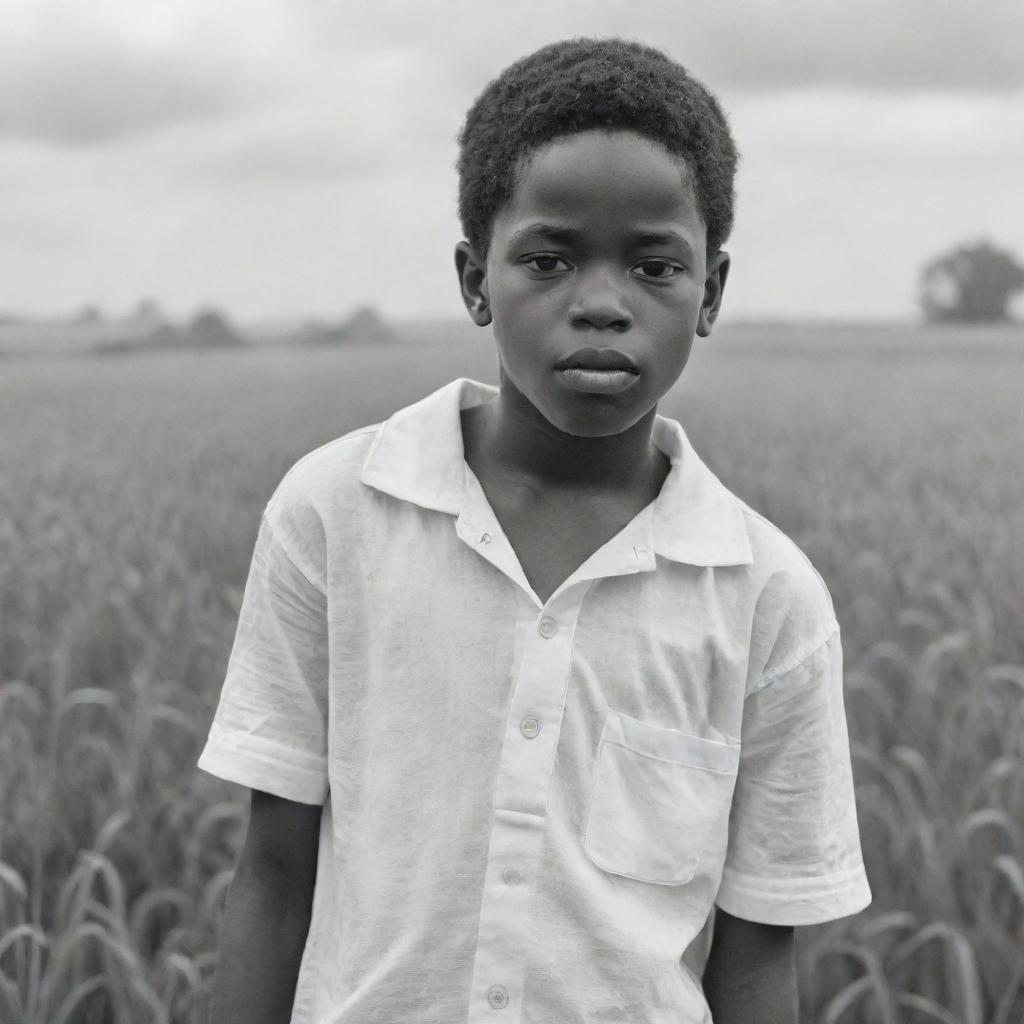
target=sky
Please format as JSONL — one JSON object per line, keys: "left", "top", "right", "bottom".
{"left": 1, "top": 0, "right": 1022, "bottom": 324}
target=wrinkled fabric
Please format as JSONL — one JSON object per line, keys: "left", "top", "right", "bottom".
{"left": 198, "top": 377, "right": 871, "bottom": 1024}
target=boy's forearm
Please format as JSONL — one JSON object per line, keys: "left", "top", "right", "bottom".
{"left": 702, "top": 910, "right": 799, "bottom": 1024}
{"left": 209, "top": 865, "right": 314, "bottom": 1024}
{"left": 703, "top": 962, "right": 798, "bottom": 1024}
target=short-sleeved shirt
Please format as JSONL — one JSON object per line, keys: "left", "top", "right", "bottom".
{"left": 198, "top": 376, "right": 871, "bottom": 1024}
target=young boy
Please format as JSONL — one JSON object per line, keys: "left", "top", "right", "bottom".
{"left": 199, "top": 38, "right": 871, "bottom": 1024}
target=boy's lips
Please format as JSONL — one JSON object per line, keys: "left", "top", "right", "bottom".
{"left": 554, "top": 347, "right": 641, "bottom": 395}
{"left": 554, "top": 347, "right": 640, "bottom": 373}
{"left": 556, "top": 367, "right": 641, "bottom": 395}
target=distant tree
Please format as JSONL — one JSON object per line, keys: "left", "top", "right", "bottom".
{"left": 186, "top": 307, "right": 245, "bottom": 347}
{"left": 919, "top": 239, "right": 1024, "bottom": 324}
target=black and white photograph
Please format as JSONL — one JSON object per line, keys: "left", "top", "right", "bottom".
{"left": 1, "top": 2, "right": 1022, "bottom": 1022}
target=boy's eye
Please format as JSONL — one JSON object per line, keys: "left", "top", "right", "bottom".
{"left": 634, "top": 259, "right": 682, "bottom": 280}
{"left": 521, "top": 254, "right": 571, "bottom": 273}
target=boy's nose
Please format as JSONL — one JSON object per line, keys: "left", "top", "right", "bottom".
{"left": 568, "top": 270, "right": 633, "bottom": 331}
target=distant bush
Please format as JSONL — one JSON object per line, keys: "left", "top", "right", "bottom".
{"left": 298, "top": 306, "right": 397, "bottom": 346}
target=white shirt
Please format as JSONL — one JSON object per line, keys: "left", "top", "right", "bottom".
{"left": 198, "top": 376, "right": 871, "bottom": 1024}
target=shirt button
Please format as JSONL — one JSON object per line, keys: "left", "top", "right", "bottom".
{"left": 480, "top": 532, "right": 492, "bottom": 544}
{"left": 502, "top": 867, "right": 521, "bottom": 885}
{"left": 520, "top": 716, "right": 540, "bottom": 739}
{"left": 538, "top": 616, "right": 557, "bottom": 638}
{"left": 487, "top": 984, "right": 509, "bottom": 1009}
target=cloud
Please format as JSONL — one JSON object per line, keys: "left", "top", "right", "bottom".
{"left": 729, "top": 90, "right": 1024, "bottom": 161}
{"left": 0, "top": 1, "right": 295, "bottom": 144}
{"left": 125, "top": 47, "right": 460, "bottom": 188}
{"left": 3, "top": 0, "right": 1019, "bottom": 149}
{"left": 0, "top": 45, "right": 239, "bottom": 144}
{"left": 689, "top": 1, "right": 1024, "bottom": 93}
{"left": 2, "top": 0, "right": 1015, "bottom": 151}
{"left": 297, "top": 0, "right": 1024, "bottom": 95}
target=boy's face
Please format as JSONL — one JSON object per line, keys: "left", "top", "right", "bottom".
{"left": 456, "top": 129, "right": 728, "bottom": 439}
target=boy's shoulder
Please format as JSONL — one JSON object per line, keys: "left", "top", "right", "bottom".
{"left": 267, "top": 421, "right": 383, "bottom": 516}
{"left": 257, "top": 422, "right": 388, "bottom": 591}
{"left": 736, "top": 496, "right": 833, "bottom": 603}
{"left": 728, "top": 493, "right": 840, "bottom": 687}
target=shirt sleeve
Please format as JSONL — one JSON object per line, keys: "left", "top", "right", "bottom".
{"left": 715, "top": 625, "right": 872, "bottom": 925}
{"left": 197, "top": 504, "right": 329, "bottom": 805}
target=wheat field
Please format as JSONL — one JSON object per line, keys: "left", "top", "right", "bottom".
{"left": 1, "top": 323, "right": 1022, "bottom": 1023}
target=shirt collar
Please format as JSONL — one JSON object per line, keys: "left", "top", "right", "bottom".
{"left": 359, "top": 377, "right": 752, "bottom": 568}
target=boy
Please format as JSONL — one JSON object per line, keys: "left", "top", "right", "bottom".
{"left": 199, "top": 38, "right": 871, "bottom": 1024}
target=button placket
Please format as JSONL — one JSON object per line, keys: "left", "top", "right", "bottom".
{"left": 468, "top": 586, "right": 593, "bottom": 1023}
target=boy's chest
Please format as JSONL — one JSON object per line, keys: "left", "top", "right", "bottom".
{"left": 478, "top": 485, "right": 651, "bottom": 604}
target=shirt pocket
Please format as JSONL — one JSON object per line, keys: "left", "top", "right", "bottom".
{"left": 583, "top": 708, "right": 741, "bottom": 886}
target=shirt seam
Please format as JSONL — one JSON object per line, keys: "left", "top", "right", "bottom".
{"left": 747, "top": 620, "right": 840, "bottom": 698}
{"left": 261, "top": 512, "right": 328, "bottom": 598}
{"left": 717, "top": 872, "right": 869, "bottom": 903}
{"left": 602, "top": 739, "right": 738, "bottom": 774}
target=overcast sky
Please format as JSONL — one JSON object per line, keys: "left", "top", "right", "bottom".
{"left": 1, "top": 0, "right": 1022, "bottom": 324}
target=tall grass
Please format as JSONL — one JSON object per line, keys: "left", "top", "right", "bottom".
{"left": 2, "top": 325, "right": 1022, "bottom": 1022}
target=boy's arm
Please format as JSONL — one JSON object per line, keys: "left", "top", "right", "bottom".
{"left": 702, "top": 908, "right": 798, "bottom": 1024}
{"left": 209, "top": 790, "right": 323, "bottom": 1024}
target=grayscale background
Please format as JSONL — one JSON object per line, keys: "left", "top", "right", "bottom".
{"left": 1, "top": 3, "right": 1022, "bottom": 1023}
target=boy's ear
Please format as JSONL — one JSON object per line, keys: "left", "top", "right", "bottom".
{"left": 454, "top": 241, "right": 492, "bottom": 326}
{"left": 696, "top": 250, "right": 730, "bottom": 338}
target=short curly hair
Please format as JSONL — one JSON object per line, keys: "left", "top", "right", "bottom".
{"left": 457, "top": 37, "right": 739, "bottom": 259}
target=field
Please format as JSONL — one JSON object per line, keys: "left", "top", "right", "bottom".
{"left": 1, "top": 322, "right": 1023, "bottom": 1023}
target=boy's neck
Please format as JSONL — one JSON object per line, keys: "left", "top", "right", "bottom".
{"left": 463, "top": 383, "right": 668, "bottom": 499}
